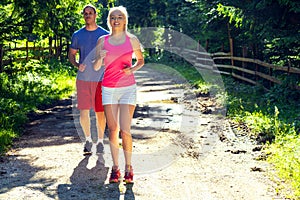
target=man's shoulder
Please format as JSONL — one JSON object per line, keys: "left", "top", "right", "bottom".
{"left": 96, "top": 26, "right": 109, "bottom": 35}
{"left": 72, "top": 27, "right": 86, "bottom": 36}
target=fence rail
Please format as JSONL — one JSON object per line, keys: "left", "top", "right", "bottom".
{"left": 1, "top": 42, "right": 299, "bottom": 90}
{"left": 181, "top": 49, "right": 300, "bottom": 90}
{"left": 0, "top": 39, "right": 67, "bottom": 72}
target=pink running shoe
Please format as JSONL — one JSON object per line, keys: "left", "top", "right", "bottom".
{"left": 124, "top": 166, "right": 134, "bottom": 183}
{"left": 109, "top": 168, "right": 121, "bottom": 183}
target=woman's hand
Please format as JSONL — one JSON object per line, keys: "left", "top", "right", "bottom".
{"left": 122, "top": 65, "right": 132, "bottom": 75}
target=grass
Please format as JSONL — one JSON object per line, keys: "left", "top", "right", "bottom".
{"left": 220, "top": 76, "right": 300, "bottom": 199}
{"left": 267, "top": 134, "right": 300, "bottom": 199}
{"left": 0, "top": 59, "right": 76, "bottom": 154}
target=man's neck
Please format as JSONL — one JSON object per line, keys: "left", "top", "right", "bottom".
{"left": 85, "top": 23, "right": 98, "bottom": 31}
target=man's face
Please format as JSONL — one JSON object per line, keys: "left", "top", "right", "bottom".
{"left": 83, "top": 7, "right": 96, "bottom": 24}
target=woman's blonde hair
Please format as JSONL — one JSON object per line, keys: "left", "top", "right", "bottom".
{"left": 107, "top": 6, "right": 129, "bottom": 33}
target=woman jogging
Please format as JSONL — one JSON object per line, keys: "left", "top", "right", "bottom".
{"left": 94, "top": 6, "right": 144, "bottom": 183}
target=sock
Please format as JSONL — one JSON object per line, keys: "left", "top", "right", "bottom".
{"left": 125, "top": 164, "right": 132, "bottom": 172}
{"left": 85, "top": 136, "right": 92, "bottom": 142}
{"left": 97, "top": 138, "right": 104, "bottom": 144}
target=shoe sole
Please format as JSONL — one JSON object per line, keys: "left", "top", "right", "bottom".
{"left": 124, "top": 181, "right": 134, "bottom": 184}
{"left": 83, "top": 151, "right": 92, "bottom": 156}
{"left": 124, "top": 179, "right": 134, "bottom": 184}
{"left": 109, "top": 179, "right": 121, "bottom": 183}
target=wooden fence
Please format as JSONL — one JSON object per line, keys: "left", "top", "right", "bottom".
{"left": 0, "top": 39, "right": 67, "bottom": 72}
{"left": 179, "top": 48, "right": 300, "bottom": 90}
{"left": 1, "top": 41, "right": 299, "bottom": 90}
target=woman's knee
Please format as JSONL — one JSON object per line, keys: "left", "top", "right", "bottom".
{"left": 120, "top": 130, "right": 131, "bottom": 138}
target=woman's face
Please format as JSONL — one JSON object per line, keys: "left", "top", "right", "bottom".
{"left": 109, "top": 10, "right": 126, "bottom": 30}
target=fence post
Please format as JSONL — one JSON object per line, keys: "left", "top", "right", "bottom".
{"left": 268, "top": 63, "right": 272, "bottom": 88}
{"left": 33, "top": 41, "right": 36, "bottom": 59}
{"left": 229, "top": 38, "right": 234, "bottom": 64}
{"left": 26, "top": 41, "right": 29, "bottom": 61}
{"left": 59, "top": 37, "right": 63, "bottom": 60}
{"left": 9, "top": 43, "right": 13, "bottom": 67}
{"left": 229, "top": 38, "right": 234, "bottom": 76}
{"left": 49, "top": 37, "right": 53, "bottom": 56}
{"left": 242, "top": 46, "right": 247, "bottom": 77}
{"left": 287, "top": 59, "right": 291, "bottom": 75}
{"left": 0, "top": 45, "right": 3, "bottom": 72}
{"left": 54, "top": 36, "right": 58, "bottom": 58}
{"left": 205, "top": 39, "right": 209, "bottom": 52}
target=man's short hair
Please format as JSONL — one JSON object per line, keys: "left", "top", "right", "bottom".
{"left": 82, "top": 4, "right": 97, "bottom": 14}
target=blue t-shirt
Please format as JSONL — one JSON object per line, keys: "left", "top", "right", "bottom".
{"left": 70, "top": 26, "right": 109, "bottom": 82}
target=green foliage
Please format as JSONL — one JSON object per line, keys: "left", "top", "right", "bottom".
{"left": 212, "top": 0, "right": 300, "bottom": 65}
{"left": 0, "top": 59, "right": 76, "bottom": 154}
{"left": 267, "top": 134, "right": 300, "bottom": 199}
{"left": 222, "top": 75, "right": 299, "bottom": 197}
{"left": 0, "top": 129, "right": 17, "bottom": 153}
{"left": 0, "top": 0, "right": 102, "bottom": 43}
{"left": 216, "top": 3, "right": 244, "bottom": 28}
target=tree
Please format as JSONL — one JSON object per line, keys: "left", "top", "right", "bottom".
{"left": 213, "top": 0, "right": 300, "bottom": 66}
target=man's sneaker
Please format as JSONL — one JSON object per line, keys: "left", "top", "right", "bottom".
{"left": 109, "top": 168, "right": 121, "bottom": 183}
{"left": 83, "top": 140, "right": 92, "bottom": 155}
{"left": 124, "top": 166, "right": 134, "bottom": 184}
{"left": 96, "top": 142, "right": 104, "bottom": 154}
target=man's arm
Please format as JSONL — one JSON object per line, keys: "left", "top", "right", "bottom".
{"left": 68, "top": 48, "right": 79, "bottom": 68}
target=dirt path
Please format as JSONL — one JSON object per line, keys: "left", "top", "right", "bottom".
{"left": 0, "top": 65, "right": 285, "bottom": 200}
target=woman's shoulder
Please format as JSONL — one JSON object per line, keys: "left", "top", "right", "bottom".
{"left": 127, "top": 33, "right": 143, "bottom": 51}
{"left": 126, "top": 33, "right": 138, "bottom": 40}
{"left": 127, "top": 33, "right": 140, "bottom": 45}
{"left": 97, "top": 34, "right": 110, "bottom": 43}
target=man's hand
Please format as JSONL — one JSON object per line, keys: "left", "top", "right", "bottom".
{"left": 78, "top": 63, "right": 87, "bottom": 72}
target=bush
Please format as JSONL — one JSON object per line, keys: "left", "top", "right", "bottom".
{"left": 0, "top": 59, "right": 76, "bottom": 154}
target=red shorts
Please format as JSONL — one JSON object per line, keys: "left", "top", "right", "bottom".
{"left": 76, "top": 80, "right": 104, "bottom": 112}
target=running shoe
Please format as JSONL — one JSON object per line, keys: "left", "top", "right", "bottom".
{"left": 124, "top": 166, "right": 134, "bottom": 184}
{"left": 83, "top": 140, "right": 92, "bottom": 155}
{"left": 96, "top": 142, "right": 104, "bottom": 154}
{"left": 109, "top": 168, "right": 121, "bottom": 183}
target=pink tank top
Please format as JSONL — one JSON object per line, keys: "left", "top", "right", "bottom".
{"left": 102, "top": 35, "right": 135, "bottom": 88}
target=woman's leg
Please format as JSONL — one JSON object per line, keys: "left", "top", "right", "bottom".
{"left": 104, "top": 104, "right": 119, "bottom": 167}
{"left": 119, "top": 104, "right": 136, "bottom": 166}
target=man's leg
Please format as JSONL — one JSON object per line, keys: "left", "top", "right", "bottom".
{"left": 80, "top": 109, "right": 92, "bottom": 155}
{"left": 94, "top": 81, "right": 106, "bottom": 153}
{"left": 95, "top": 111, "right": 106, "bottom": 154}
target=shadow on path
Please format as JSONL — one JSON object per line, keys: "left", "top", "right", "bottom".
{"left": 57, "top": 154, "right": 108, "bottom": 199}
{"left": 57, "top": 154, "right": 136, "bottom": 200}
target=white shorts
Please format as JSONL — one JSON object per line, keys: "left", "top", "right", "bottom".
{"left": 102, "top": 84, "right": 137, "bottom": 105}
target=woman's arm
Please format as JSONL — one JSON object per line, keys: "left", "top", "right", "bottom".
{"left": 94, "top": 37, "right": 106, "bottom": 71}
{"left": 124, "top": 36, "right": 144, "bottom": 74}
